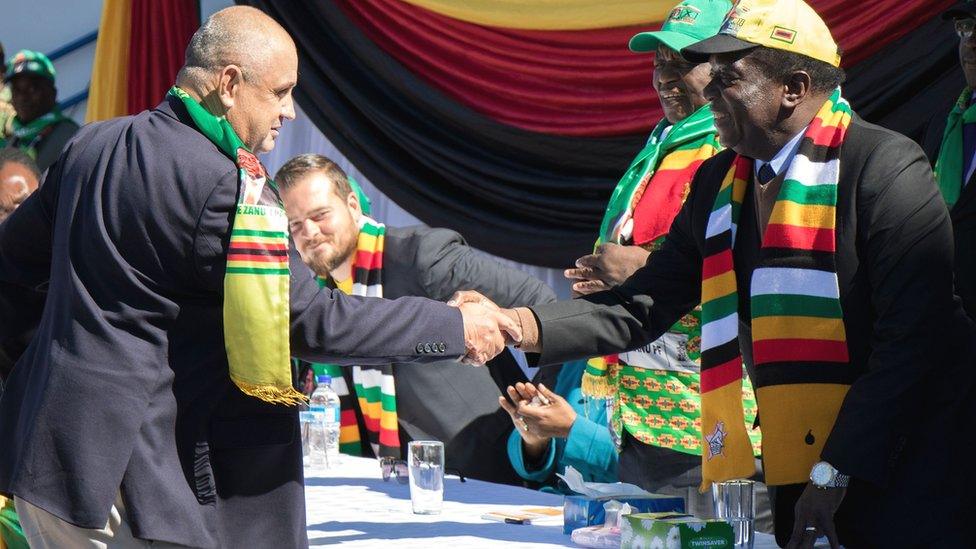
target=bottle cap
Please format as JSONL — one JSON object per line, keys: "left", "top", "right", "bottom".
{"left": 316, "top": 374, "right": 332, "bottom": 385}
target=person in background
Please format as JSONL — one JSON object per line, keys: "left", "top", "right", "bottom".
{"left": 0, "top": 149, "right": 43, "bottom": 389}
{"left": 501, "top": 362, "right": 618, "bottom": 491}
{"left": 277, "top": 153, "right": 555, "bottom": 485}
{"left": 0, "top": 148, "right": 40, "bottom": 222}
{"left": 0, "top": 151, "right": 41, "bottom": 549}
{"left": 563, "top": 0, "right": 764, "bottom": 520}
{"left": 936, "top": 1, "right": 976, "bottom": 319}
{"left": 0, "top": 50, "right": 78, "bottom": 172}
{"left": 0, "top": 44, "right": 14, "bottom": 138}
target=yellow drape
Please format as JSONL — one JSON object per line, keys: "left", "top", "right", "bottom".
{"left": 86, "top": 0, "right": 131, "bottom": 122}
{"left": 399, "top": 0, "right": 673, "bottom": 30}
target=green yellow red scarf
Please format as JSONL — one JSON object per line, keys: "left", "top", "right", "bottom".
{"left": 169, "top": 86, "right": 304, "bottom": 405}
{"left": 583, "top": 105, "right": 720, "bottom": 398}
{"left": 314, "top": 217, "right": 401, "bottom": 458}
{"left": 699, "top": 89, "right": 852, "bottom": 488}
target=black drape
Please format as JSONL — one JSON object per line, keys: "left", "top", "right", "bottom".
{"left": 240, "top": 0, "right": 963, "bottom": 267}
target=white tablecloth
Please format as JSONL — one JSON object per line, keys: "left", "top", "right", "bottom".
{"left": 304, "top": 456, "right": 783, "bottom": 548}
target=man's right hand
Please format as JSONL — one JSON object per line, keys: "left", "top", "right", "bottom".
{"left": 457, "top": 300, "right": 521, "bottom": 365}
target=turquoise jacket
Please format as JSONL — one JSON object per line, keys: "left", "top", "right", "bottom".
{"left": 506, "top": 360, "right": 618, "bottom": 492}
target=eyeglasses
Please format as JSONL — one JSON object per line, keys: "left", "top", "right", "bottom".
{"left": 956, "top": 18, "right": 976, "bottom": 39}
{"left": 380, "top": 457, "right": 409, "bottom": 484}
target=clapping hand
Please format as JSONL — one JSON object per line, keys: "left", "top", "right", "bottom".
{"left": 498, "top": 382, "right": 577, "bottom": 462}
{"left": 564, "top": 243, "right": 650, "bottom": 296}
{"left": 448, "top": 290, "right": 521, "bottom": 365}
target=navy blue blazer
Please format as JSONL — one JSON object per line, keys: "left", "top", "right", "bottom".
{"left": 0, "top": 96, "right": 465, "bottom": 548}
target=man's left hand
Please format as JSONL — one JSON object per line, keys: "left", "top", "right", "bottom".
{"left": 786, "top": 483, "right": 846, "bottom": 549}
{"left": 567, "top": 243, "right": 650, "bottom": 293}
{"left": 511, "top": 383, "right": 577, "bottom": 438}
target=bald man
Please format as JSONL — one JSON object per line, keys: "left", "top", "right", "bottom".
{"left": 0, "top": 7, "right": 515, "bottom": 548}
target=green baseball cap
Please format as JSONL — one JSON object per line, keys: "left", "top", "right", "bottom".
{"left": 5, "top": 50, "right": 56, "bottom": 83}
{"left": 629, "top": 0, "right": 733, "bottom": 54}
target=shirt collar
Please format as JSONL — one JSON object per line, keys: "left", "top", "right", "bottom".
{"left": 755, "top": 130, "right": 805, "bottom": 179}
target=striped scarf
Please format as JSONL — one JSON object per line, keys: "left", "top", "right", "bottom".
{"left": 699, "top": 89, "right": 852, "bottom": 488}
{"left": 583, "top": 105, "right": 720, "bottom": 398}
{"left": 319, "top": 217, "right": 400, "bottom": 458}
{"left": 169, "top": 86, "right": 304, "bottom": 405}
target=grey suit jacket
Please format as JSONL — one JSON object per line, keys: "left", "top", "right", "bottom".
{"left": 0, "top": 96, "right": 465, "bottom": 548}
{"left": 380, "top": 226, "right": 556, "bottom": 484}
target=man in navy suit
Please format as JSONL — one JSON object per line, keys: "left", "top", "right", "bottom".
{"left": 0, "top": 6, "right": 517, "bottom": 548}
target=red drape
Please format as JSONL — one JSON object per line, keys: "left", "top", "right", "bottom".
{"left": 340, "top": 0, "right": 957, "bottom": 137}
{"left": 127, "top": 0, "right": 199, "bottom": 115}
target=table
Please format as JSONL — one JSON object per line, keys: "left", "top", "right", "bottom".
{"left": 304, "top": 456, "right": 785, "bottom": 548}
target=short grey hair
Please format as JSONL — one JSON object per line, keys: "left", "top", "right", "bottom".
{"left": 177, "top": 6, "right": 288, "bottom": 85}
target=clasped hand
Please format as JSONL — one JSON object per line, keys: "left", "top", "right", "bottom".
{"left": 498, "top": 382, "right": 576, "bottom": 461}
{"left": 447, "top": 290, "right": 521, "bottom": 365}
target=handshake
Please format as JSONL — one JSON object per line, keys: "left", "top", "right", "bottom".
{"left": 446, "top": 290, "right": 522, "bottom": 365}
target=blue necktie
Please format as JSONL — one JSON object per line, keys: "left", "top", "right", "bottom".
{"left": 758, "top": 163, "right": 776, "bottom": 185}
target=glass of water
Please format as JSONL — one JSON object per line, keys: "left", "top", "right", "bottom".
{"left": 712, "top": 479, "right": 755, "bottom": 548}
{"left": 407, "top": 440, "right": 444, "bottom": 514}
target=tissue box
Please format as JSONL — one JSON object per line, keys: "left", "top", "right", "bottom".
{"left": 562, "top": 495, "right": 684, "bottom": 534}
{"left": 620, "top": 512, "right": 733, "bottom": 549}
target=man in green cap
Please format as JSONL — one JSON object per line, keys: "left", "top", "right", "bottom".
{"left": 562, "top": 0, "right": 766, "bottom": 520}
{"left": 936, "top": 1, "right": 976, "bottom": 320}
{"left": 0, "top": 50, "right": 78, "bottom": 173}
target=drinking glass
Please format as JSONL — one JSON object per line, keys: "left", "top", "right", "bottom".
{"left": 407, "top": 440, "right": 444, "bottom": 514}
{"left": 713, "top": 479, "right": 755, "bottom": 548}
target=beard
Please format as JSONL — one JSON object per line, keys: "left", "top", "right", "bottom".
{"left": 304, "top": 228, "right": 360, "bottom": 277}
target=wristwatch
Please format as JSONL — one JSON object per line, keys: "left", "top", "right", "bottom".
{"left": 810, "top": 461, "right": 850, "bottom": 489}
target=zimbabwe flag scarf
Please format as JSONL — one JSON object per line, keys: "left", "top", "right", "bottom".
{"left": 318, "top": 217, "right": 400, "bottom": 458}
{"left": 699, "top": 89, "right": 852, "bottom": 488}
{"left": 169, "top": 86, "right": 304, "bottom": 405}
{"left": 583, "top": 104, "right": 720, "bottom": 398}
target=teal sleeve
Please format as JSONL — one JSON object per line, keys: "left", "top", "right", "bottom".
{"left": 506, "top": 428, "right": 559, "bottom": 483}
{"left": 560, "top": 415, "right": 619, "bottom": 483}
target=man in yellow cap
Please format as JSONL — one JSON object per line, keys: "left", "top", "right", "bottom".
{"left": 465, "top": 0, "right": 974, "bottom": 546}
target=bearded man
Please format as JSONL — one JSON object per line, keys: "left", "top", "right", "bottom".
{"left": 277, "top": 153, "right": 556, "bottom": 484}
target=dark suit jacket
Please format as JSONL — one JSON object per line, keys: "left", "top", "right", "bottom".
{"left": 528, "top": 116, "right": 974, "bottom": 545}
{"left": 0, "top": 96, "right": 466, "bottom": 548}
{"left": 952, "top": 169, "right": 976, "bottom": 318}
{"left": 376, "top": 226, "right": 555, "bottom": 484}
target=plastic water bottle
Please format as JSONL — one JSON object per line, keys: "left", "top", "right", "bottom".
{"left": 309, "top": 375, "right": 341, "bottom": 468}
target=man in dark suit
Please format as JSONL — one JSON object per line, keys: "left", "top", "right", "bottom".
{"left": 0, "top": 7, "right": 517, "bottom": 548}
{"left": 468, "top": 0, "right": 974, "bottom": 547}
{"left": 276, "top": 154, "right": 556, "bottom": 485}
{"left": 938, "top": 2, "right": 976, "bottom": 319}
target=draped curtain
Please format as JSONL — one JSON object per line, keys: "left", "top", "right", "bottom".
{"left": 87, "top": 0, "right": 199, "bottom": 122}
{"left": 241, "top": 0, "right": 962, "bottom": 267}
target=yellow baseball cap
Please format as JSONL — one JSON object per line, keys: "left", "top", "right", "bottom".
{"left": 682, "top": 0, "right": 841, "bottom": 67}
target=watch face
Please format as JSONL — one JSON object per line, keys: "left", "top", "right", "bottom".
{"left": 811, "top": 462, "right": 833, "bottom": 486}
